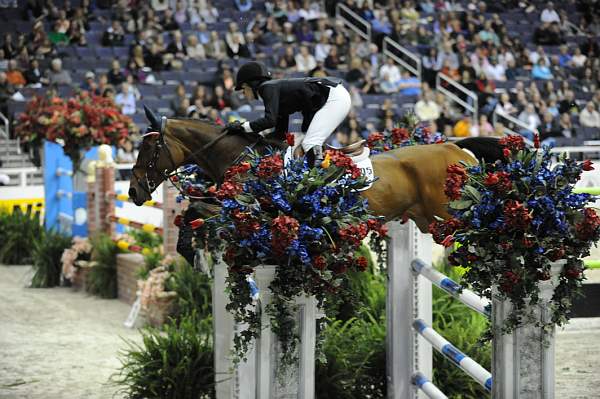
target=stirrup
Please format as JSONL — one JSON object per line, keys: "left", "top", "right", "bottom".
{"left": 306, "top": 146, "right": 323, "bottom": 168}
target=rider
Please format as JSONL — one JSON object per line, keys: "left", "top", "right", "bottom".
{"left": 226, "top": 61, "right": 352, "bottom": 166}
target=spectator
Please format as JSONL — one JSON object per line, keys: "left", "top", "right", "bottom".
{"left": 295, "top": 46, "right": 316, "bottom": 73}
{"left": 453, "top": 114, "right": 472, "bottom": 137}
{"left": 187, "top": 34, "right": 206, "bottom": 60}
{"left": 115, "top": 82, "right": 136, "bottom": 115}
{"left": 46, "top": 58, "right": 72, "bottom": 85}
{"left": 117, "top": 138, "right": 138, "bottom": 164}
{"left": 495, "top": 92, "right": 517, "bottom": 116}
{"left": 297, "top": 21, "right": 315, "bottom": 43}
{"left": 166, "top": 30, "right": 187, "bottom": 62}
{"left": 174, "top": 0, "right": 188, "bottom": 24}
{"left": 24, "top": 58, "right": 46, "bottom": 87}
{"left": 5, "top": 60, "right": 25, "bottom": 88}
{"left": 470, "top": 114, "right": 495, "bottom": 137}
{"left": 345, "top": 57, "right": 365, "bottom": 88}
{"left": 483, "top": 56, "right": 506, "bottom": 81}
{"left": 558, "top": 112, "right": 574, "bottom": 138}
{"left": 205, "top": 31, "right": 227, "bottom": 60}
{"left": 278, "top": 46, "right": 297, "bottom": 69}
{"left": 314, "top": 35, "right": 331, "bottom": 63}
{"left": 532, "top": 58, "right": 553, "bottom": 80}
{"left": 558, "top": 45, "right": 572, "bottom": 67}
{"left": 235, "top": 0, "right": 252, "bottom": 12}
{"left": 128, "top": 45, "right": 148, "bottom": 82}
{"left": 397, "top": 70, "right": 421, "bottom": 97}
{"left": 379, "top": 57, "right": 401, "bottom": 91}
{"left": 196, "top": 22, "right": 210, "bottom": 45}
{"left": 518, "top": 103, "right": 541, "bottom": 132}
{"left": 580, "top": 101, "right": 600, "bottom": 128}
{"left": 540, "top": 2, "right": 560, "bottom": 24}
{"left": 0, "top": 71, "right": 15, "bottom": 116}
{"left": 162, "top": 9, "right": 180, "bottom": 31}
{"left": 414, "top": 91, "right": 440, "bottom": 122}
{"left": 538, "top": 112, "right": 561, "bottom": 141}
{"left": 422, "top": 47, "right": 442, "bottom": 87}
{"left": 102, "top": 20, "right": 125, "bottom": 47}
{"left": 81, "top": 71, "right": 96, "bottom": 92}
{"left": 570, "top": 48, "right": 587, "bottom": 69}
{"left": 146, "top": 41, "right": 165, "bottom": 71}
{"left": 197, "top": 0, "right": 219, "bottom": 24}
{"left": 226, "top": 32, "right": 250, "bottom": 58}
{"left": 559, "top": 90, "right": 579, "bottom": 115}
{"left": 170, "top": 83, "right": 187, "bottom": 113}
{"left": 68, "top": 19, "right": 87, "bottom": 46}
{"left": 108, "top": 59, "right": 126, "bottom": 86}
{"left": 324, "top": 45, "right": 341, "bottom": 70}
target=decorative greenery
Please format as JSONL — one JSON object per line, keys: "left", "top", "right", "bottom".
{"left": 0, "top": 208, "right": 43, "bottom": 265}
{"left": 194, "top": 149, "right": 387, "bottom": 367}
{"left": 431, "top": 260, "right": 490, "bottom": 399}
{"left": 114, "top": 314, "right": 214, "bottom": 399}
{"left": 30, "top": 229, "right": 71, "bottom": 288}
{"left": 86, "top": 234, "right": 118, "bottom": 298}
{"left": 166, "top": 261, "right": 213, "bottom": 325}
{"left": 14, "top": 92, "right": 135, "bottom": 168}
{"left": 429, "top": 135, "right": 600, "bottom": 336}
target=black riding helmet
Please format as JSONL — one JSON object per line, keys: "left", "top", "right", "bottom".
{"left": 235, "top": 61, "right": 272, "bottom": 91}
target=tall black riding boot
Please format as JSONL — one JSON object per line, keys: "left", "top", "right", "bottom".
{"left": 305, "top": 145, "right": 324, "bottom": 168}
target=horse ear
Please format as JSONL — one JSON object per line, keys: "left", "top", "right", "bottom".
{"left": 144, "top": 105, "right": 161, "bottom": 130}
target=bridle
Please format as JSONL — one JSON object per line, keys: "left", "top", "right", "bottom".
{"left": 132, "top": 116, "right": 261, "bottom": 198}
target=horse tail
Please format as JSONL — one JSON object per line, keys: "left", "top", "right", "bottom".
{"left": 454, "top": 137, "right": 504, "bottom": 164}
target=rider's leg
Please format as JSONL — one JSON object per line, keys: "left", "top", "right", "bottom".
{"left": 303, "top": 84, "right": 352, "bottom": 166}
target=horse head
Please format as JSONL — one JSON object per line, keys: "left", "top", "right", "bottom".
{"left": 128, "top": 105, "right": 176, "bottom": 205}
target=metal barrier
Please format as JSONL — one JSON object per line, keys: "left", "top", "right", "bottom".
{"left": 335, "top": 3, "right": 371, "bottom": 41}
{"left": 492, "top": 108, "right": 538, "bottom": 138}
{"left": 436, "top": 73, "right": 478, "bottom": 123}
{"left": 382, "top": 37, "right": 422, "bottom": 79}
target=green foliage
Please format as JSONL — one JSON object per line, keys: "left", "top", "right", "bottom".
{"left": 114, "top": 315, "right": 215, "bottom": 399}
{"left": 30, "top": 229, "right": 71, "bottom": 288}
{"left": 431, "top": 260, "right": 491, "bottom": 399}
{"left": 166, "top": 261, "right": 213, "bottom": 324}
{"left": 316, "top": 313, "right": 386, "bottom": 399}
{"left": 137, "top": 251, "right": 162, "bottom": 280}
{"left": 129, "top": 229, "right": 162, "bottom": 249}
{"left": 0, "top": 208, "right": 43, "bottom": 265}
{"left": 86, "top": 234, "right": 118, "bottom": 298}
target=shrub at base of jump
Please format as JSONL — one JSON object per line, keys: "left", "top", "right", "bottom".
{"left": 431, "top": 260, "right": 491, "bottom": 399}
{"left": 85, "top": 234, "right": 118, "bottom": 298}
{"left": 0, "top": 208, "right": 44, "bottom": 265}
{"left": 430, "top": 135, "right": 600, "bottom": 336}
{"left": 113, "top": 315, "right": 214, "bottom": 399}
{"left": 30, "top": 229, "right": 72, "bottom": 288}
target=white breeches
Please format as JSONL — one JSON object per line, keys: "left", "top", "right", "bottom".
{"left": 301, "top": 84, "right": 352, "bottom": 151}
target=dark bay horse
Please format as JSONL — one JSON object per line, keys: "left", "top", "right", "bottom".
{"left": 129, "top": 108, "right": 502, "bottom": 232}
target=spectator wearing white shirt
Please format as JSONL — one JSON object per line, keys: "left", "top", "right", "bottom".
{"left": 580, "top": 101, "right": 600, "bottom": 128}
{"left": 115, "top": 82, "right": 136, "bottom": 116}
{"left": 314, "top": 35, "right": 331, "bottom": 63}
{"left": 295, "top": 46, "right": 317, "bottom": 72}
{"left": 415, "top": 91, "right": 440, "bottom": 122}
{"left": 540, "top": 2, "right": 560, "bottom": 24}
{"left": 570, "top": 48, "right": 587, "bottom": 68}
{"left": 483, "top": 57, "right": 506, "bottom": 81}
{"left": 518, "top": 103, "right": 541, "bottom": 132}
{"left": 379, "top": 57, "right": 402, "bottom": 93}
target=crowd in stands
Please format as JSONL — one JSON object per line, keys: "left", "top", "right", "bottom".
{"left": 1, "top": 0, "right": 600, "bottom": 153}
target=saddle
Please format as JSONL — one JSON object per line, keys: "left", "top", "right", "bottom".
{"left": 292, "top": 139, "right": 367, "bottom": 158}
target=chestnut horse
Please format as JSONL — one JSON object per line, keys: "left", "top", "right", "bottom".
{"left": 129, "top": 107, "right": 503, "bottom": 232}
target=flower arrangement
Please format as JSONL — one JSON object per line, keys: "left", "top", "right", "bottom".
{"left": 429, "top": 135, "right": 600, "bottom": 336}
{"left": 14, "top": 91, "right": 135, "bottom": 168}
{"left": 138, "top": 254, "right": 179, "bottom": 326}
{"left": 61, "top": 237, "right": 92, "bottom": 282}
{"left": 366, "top": 122, "right": 446, "bottom": 155}
{"left": 194, "top": 149, "right": 387, "bottom": 366}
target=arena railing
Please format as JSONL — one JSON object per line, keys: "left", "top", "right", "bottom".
{"left": 335, "top": 3, "right": 371, "bottom": 42}
{"left": 382, "top": 37, "right": 422, "bottom": 80}
{"left": 436, "top": 73, "right": 479, "bottom": 123}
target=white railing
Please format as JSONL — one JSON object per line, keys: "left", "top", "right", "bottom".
{"left": 0, "top": 111, "right": 8, "bottom": 139}
{"left": 382, "top": 37, "right": 422, "bottom": 79}
{"left": 335, "top": 3, "right": 371, "bottom": 42}
{"left": 492, "top": 109, "right": 538, "bottom": 136}
{"left": 436, "top": 73, "right": 478, "bottom": 123}
{"left": 0, "top": 166, "right": 40, "bottom": 187}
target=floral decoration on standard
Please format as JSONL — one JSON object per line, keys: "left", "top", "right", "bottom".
{"left": 15, "top": 91, "right": 135, "bottom": 168}
{"left": 61, "top": 237, "right": 92, "bottom": 282}
{"left": 429, "top": 135, "right": 600, "bottom": 336}
{"left": 189, "top": 148, "right": 386, "bottom": 365}
{"left": 366, "top": 122, "right": 446, "bottom": 155}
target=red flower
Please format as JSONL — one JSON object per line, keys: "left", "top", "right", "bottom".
{"left": 224, "top": 162, "right": 251, "bottom": 180}
{"left": 174, "top": 214, "right": 184, "bottom": 227}
{"left": 367, "top": 132, "right": 385, "bottom": 149}
{"left": 441, "top": 235, "right": 455, "bottom": 247}
{"left": 216, "top": 181, "right": 243, "bottom": 199}
{"left": 257, "top": 153, "right": 284, "bottom": 178}
{"left": 190, "top": 218, "right": 205, "bottom": 229}
{"left": 576, "top": 208, "right": 600, "bottom": 238}
{"left": 582, "top": 160, "right": 594, "bottom": 171}
{"left": 391, "top": 127, "right": 410, "bottom": 144}
{"left": 565, "top": 267, "right": 582, "bottom": 279}
{"left": 339, "top": 223, "right": 369, "bottom": 246}
{"left": 444, "top": 164, "right": 468, "bottom": 200}
{"left": 429, "top": 218, "right": 464, "bottom": 245}
{"left": 499, "top": 135, "right": 525, "bottom": 151}
{"left": 483, "top": 172, "right": 499, "bottom": 186}
{"left": 286, "top": 132, "right": 295, "bottom": 146}
{"left": 326, "top": 150, "right": 362, "bottom": 178}
{"left": 356, "top": 256, "right": 368, "bottom": 271}
{"left": 500, "top": 271, "right": 521, "bottom": 293}
{"left": 533, "top": 133, "right": 540, "bottom": 149}
{"left": 503, "top": 200, "right": 531, "bottom": 230}
{"left": 313, "top": 255, "right": 327, "bottom": 271}
{"left": 271, "top": 215, "right": 300, "bottom": 255}
{"left": 503, "top": 148, "right": 511, "bottom": 158}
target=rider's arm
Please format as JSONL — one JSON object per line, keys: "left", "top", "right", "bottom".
{"left": 241, "top": 84, "right": 279, "bottom": 133}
